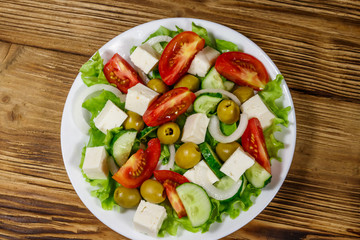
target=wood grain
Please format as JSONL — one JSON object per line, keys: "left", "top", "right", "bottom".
{"left": 0, "top": 0, "right": 359, "bottom": 239}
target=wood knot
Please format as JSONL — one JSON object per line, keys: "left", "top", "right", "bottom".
{"left": 2, "top": 95, "right": 10, "bottom": 103}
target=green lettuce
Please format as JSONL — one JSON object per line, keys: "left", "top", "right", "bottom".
{"left": 215, "top": 39, "right": 239, "bottom": 53}
{"left": 192, "top": 22, "right": 216, "bottom": 49}
{"left": 79, "top": 51, "right": 109, "bottom": 86}
{"left": 259, "top": 74, "right": 291, "bottom": 127}
{"left": 160, "top": 144, "right": 170, "bottom": 165}
{"left": 264, "top": 118, "right": 285, "bottom": 161}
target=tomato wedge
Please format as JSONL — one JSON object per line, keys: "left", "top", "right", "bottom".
{"left": 241, "top": 118, "right": 271, "bottom": 173}
{"left": 142, "top": 87, "right": 196, "bottom": 127}
{"left": 112, "top": 138, "right": 161, "bottom": 188}
{"left": 103, "top": 53, "right": 143, "bottom": 93}
{"left": 215, "top": 52, "right": 269, "bottom": 91}
{"left": 159, "top": 31, "right": 205, "bottom": 85}
{"left": 154, "top": 170, "right": 189, "bottom": 184}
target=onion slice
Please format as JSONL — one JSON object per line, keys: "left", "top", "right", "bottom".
{"left": 195, "top": 89, "right": 241, "bottom": 106}
{"left": 146, "top": 36, "right": 173, "bottom": 46}
{"left": 156, "top": 144, "right": 175, "bottom": 171}
{"left": 208, "top": 113, "right": 248, "bottom": 143}
{"left": 196, "top": 173, "right": 243, "bottom": 201}
{"left": 72, "top": 84, "right": 125, "bottom": 135}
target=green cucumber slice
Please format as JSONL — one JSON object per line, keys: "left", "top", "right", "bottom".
{"left": 176, "top": 183, "right": 211, "bottom": 227}
{"left": 201, "top": 67, "right": 225, "bottom": 90}
{"left": 245, "top": 161, "right": 272, "bottom": 188}
{"left": 199, "top": 142, "right": 225, "bottom": 179}
{"left": 193, "top": 93, "right": 223, "bottom": 116}
{"left": 112, "top": 130, "right": 137, "bottom": 166}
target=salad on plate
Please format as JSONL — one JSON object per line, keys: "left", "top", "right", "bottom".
{"left": 69, "top": 20, "right": 292, "bottom": 238}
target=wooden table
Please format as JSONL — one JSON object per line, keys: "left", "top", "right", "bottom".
{"left": 1, "top": 1, "right": 359, "bottom": 239}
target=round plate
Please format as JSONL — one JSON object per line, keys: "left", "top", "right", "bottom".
{"left": 61, "top": 18, "right": 296, "bottom": 240}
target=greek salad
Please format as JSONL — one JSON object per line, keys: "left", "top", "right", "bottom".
{"left": 75, "top": 22, "right": 291, "bottom": 238}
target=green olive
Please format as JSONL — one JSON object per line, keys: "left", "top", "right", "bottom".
{"left": 233, "top": 86, "right": 255, "bottom": 104}
{"left": 147, "top": 78, "right": 169, "bottom": 94}
{"left": 157, "top": 122, "right": 181, "bottom": 144}
{"left": 217, "top": 100, "right": 240, "bottom": 124}
{"left": 114, "top": 186, "right": 141, "bottom": 208}
{"left": 175, "top": 142, "right": 201, "bottom": 169}
{"left": 174, "top": 74, "right": 200, "bottom": 92}
{"left": 215, "top": 142, "right": 241, "bottom": 162}
{"left": 124, "top": 111, "right": 144, "bottom": 131}
{"left": 140, "top": 179, "right": 166, "bottom": 204}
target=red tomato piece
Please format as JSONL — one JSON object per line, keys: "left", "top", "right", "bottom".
{"left": 142, "top": 87, "right": 196, "bottom": 127}
{"left": 159, "top": 31, "right": 205, "bottom": 86}
{"left": 163, "top": 180, "right": 187, "bottom": 218}
{"left": 241, "top": 118, "right": 271, "bottom": 173}
{"left": 112, "top": 138, "right": 161, "bottom": 188}
{"left": 103, "top": 53, "right": 143, "bottom": 93}
{"left": 215, "top": 52, "right": 269, "bottom": 91}
{"left": 154, "top": 170, "right": 189, "bottom": 185}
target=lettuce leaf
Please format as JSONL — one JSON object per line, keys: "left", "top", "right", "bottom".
{"left": 259, "top": 74, "right": 291, "bottom": 127}
{"left": 145, "top": 26, "right": 184, "bottom": 42}
{"left": 160, "top": 144, "right": 170, "bottom": 165}
{"left": 79, "top": 51, "right": 109, "bottom": 86}
{"left": 192, "top": 22, "right": 216, "bottom": 49}
{"left": 264, "top": 118, "right": 285, "bottom": 161}
{"left": 215, "top": 39, "right": 239, "bottom": 53}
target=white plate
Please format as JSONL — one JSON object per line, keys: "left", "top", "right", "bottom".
{"left": 61, "top": 18, "right": 296, "bottom": 240}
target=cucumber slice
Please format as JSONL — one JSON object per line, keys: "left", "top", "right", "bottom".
{"left": 193, "top": 93, "right": 223, "bottom": 116}
{"left": 245, "top": 161, "right": 272, "bottom": 188}
{"left": 176, "top": 183, "right": 211, "bottom": 227}
{"left": 112, "top": 130, "right": 137, "bottom": 166}
{"left": 223, "top": 80, "right": 235, "bottom": 91}
{"left": 199, "top": 142, "right": 225, "bottom": 179}
{"left": 201, "top": 67, "right": 225, "bottom": 89}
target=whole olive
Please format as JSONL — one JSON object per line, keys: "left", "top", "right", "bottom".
{"left": 124, "top": 111, "right": 145, "bottom": 131}
{"left": 114, "top": 186, "right": 141, "bottom": 208}
{"left": 175, "top": 142, "right": 201, "bottom": 169}
{"left": 217, "top": 100, "right": 240, "bottom": 124}
{"left": 157, "top": 122, "right": 181, "bottom": 144}
{"left": 233, "top": 86, "right": 255, "bottom": 103}
{"left": 140, "top": 179, "right": 166, "bottom": 204}
{"left": 215, "top": 142, "right": 240, "bottom": 162}
{"left": 147, "top": 78, "right": 169, "bottom": 94}
{"left": 174, "top": 74, "right": 200, "bottom": 92}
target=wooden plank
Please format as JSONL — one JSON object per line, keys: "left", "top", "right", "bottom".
{"left": 0, "top": 41, "right": 359, "bottom": 239}
{"left": 0, "top": 0, "right": 359, "bottom": 102}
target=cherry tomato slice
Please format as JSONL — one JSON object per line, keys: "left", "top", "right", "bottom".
{"left": 103, "top": 53, "right": 143, "bottom": 93}
{"left": 112, "top": 138, "right": 161, "bottom": 188}
{"left": 241, "top": 118, "right": 271, "bottom": 173}
{"left": 159, "top": 31, "right": 205, "bottom": 86}
{"left": 154, "top": 170, "right": 189, "bottom": 185}
{"left": 142, "top": 87, "right": 196, "bottom": 127}
{"left": 163, "top": 180, "right": 187, "bottom": 218}
{"left": 215, "top": 52, "right": 269, "bottom": 91}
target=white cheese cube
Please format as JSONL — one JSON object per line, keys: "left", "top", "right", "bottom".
{"left": 220, "top": 147, "right": 255, "bottom": 181}
{"left": 183, "top": 160, "right": 219, "bottom": 184}
{"left": 82, "top": 146, "right": 109, "bottom": 180}
{"left": 125, "top": 83, "right": 159, "bottom": 116}
{"left": 181, "top": 113, "right": 210, "bottom": 144}
{"left": 133, "top": 200, "right": 167, "bottom": 237}
{"left": 240, "top": 94, "right": 276, "bottom": 129}
{"left": 94, "top": 100, "right": 128, "bottom": 134}
{"left": 130, "top": 43, "right": 160, "bottom": 74}
{"left": 188, "top": 46, "right": 220, "bottom": 77}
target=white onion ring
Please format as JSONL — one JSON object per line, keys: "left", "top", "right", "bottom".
{"left": 107, "top": 156, "right": 119, "bottom": 176}
{"left": 195, "top": 89, "right": 241, "bottom": 106}
{"left": 195, "top": 173, "right": 243, "bottom": 201}
{"left": 146, "top": 36, "right": 173, "bottom": 46}
{"left": 208, "top": 113, "right": 248, "bottom": 143}
{"left": 156, "top": 144, "right": 175, "bottom": 171}
{"left": 72, "top": 84, "right": 125, "bottom": 135}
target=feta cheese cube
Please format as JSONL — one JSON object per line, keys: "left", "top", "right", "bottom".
{"left": 240, "top": 94, "right": 276, "bottom": 129}
{"left": 133, "top": 200, "right": 167, "bottom": 237}
{"left": 220, "top": 147, "right": 255, "bottom": 181}
{"left": 130, "top": 43, "right": 160, "bottom": 74}
{"left": 94, "top": 100, "right": 128, "bottom": 134}
{"left": 82, "top": 146, "right": 109, "bottom": 179}
{"left": 181, "top": 113, "right": 210, "bottom": 144}
{"left": 125, "top": 83, "right": 159, "bottom": 116}
{"left": 184, "top": 160, "right": 219, "bottom": 184}
{"left": 188, "top": 46, "right": 220, "bottom": 77}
